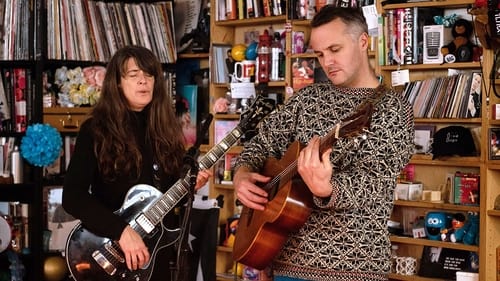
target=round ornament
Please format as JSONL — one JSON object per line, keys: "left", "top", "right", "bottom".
{"left": 231, "top": 44, "right": 247, "bottom": 62}
{"left": 44, "top": 255, "right": 68, "bottom": 281}
{"left": 245, "top": 41, "right": 258, "bottom": 60}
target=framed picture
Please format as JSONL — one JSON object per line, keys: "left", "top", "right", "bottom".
{"left": 211, "top": 44, "right": 233, "bottom": 83}
{"left": 414, "top": 125, "right": 436, "bottom": 154}
{"left": 489, "top": 128, "right": 500, "bottom": 160}
{"left": 44, "top": 186, "right": 80, "bottom": 251}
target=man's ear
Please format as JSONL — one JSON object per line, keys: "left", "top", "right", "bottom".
{"left": 359, "top": 32, "right": 370, "bottom": 50}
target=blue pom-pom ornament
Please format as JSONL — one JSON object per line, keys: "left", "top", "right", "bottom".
{"left": 20, "top": 123, "right": 62, "bottom": 167}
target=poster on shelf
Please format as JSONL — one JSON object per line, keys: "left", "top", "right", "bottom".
{"left": 44, "top": 186, "right": 80, "bottom": 251}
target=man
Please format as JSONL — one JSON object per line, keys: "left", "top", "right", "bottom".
{"left": 233, "top": 6, "right": 414, "bottom": 281}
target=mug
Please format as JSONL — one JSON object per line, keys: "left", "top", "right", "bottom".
{"left": 233, "top": 60, "right": 256, "bottom": 82}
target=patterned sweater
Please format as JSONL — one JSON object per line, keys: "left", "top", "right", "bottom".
{"left": 235, "top": 83, "right": 414, "bottom": 281}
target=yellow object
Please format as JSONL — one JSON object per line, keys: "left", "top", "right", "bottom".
{"left": 44, "top": 256, "right": 68, "bottom": 281}
{"left": 231, "top": 44, "right": 247, "bottom": 62}
{"left": 233, "top": 262, "right": 244, "bottom": 277}
{"left": 225, "top": 233, "right": 235, "bottom": 247}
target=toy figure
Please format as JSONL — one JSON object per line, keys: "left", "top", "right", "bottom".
{"left": 454, "top": 212, "right": 479, "bottom": 245}
{"left": 441, "top": 19, "right": 476, "bottom": 63}
{"left": 425, "top": 212, "right": 451, "bottom": 240}
{"left": 440, "top": 213, "right": 466, "bottom": 242}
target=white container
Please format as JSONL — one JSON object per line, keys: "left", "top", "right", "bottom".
{"left": 456, "top": 271, "right": 478, "bottom": 281}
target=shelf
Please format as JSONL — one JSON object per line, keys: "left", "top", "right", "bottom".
{"left": 394, "top": 200, "right": 479, "bottom": 212}
{"left": 217, "top": 273, "right": 239, "bottom": 281}
{"left": 178, "top": 53, "right": 209, "bottom": 59}
{"left": 414, "top": 118, "right": 481, "bottom": 124}
{"left": 215, "top": 15, "right": 286, "bottom": 26}
{"left": 214, "top": 183, "right": 234, "bottom": 190}
{"left": 487, "top": 163, "right": 500, "bottom": 170}
{"left": 381, "top": 0, "right": 474, "bottom": 10}
{"left": 212, "top": 81, "right": 286, "bottom": 88}
{"left": 390, "top": 236, "right": 479, "bottom": 252}
{"left": 380, "top": 62, "right": 480, "bottom": 71}
{"left": 218, "top": 245, "right": 233, "bottom": 253}
{"left": 43, "top": 107, "right": 92, "bottom": 114}
{"left": 487, "top": 209, "right": 500, "bottom": 217}
{"left": 0, "top": 183, "right": 37, "bottom": 203}
{"left": 215, "top": 113, "right": 241, "bottom": 119}
{"left": 410, "top": 155, "right": 481, "bottom": 167}
{"left": 388, "top": 273, "right": 449, "bottom": 281}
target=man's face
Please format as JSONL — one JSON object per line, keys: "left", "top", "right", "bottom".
{"left": 310, "top": 19, "right": 367, "bottom": 87}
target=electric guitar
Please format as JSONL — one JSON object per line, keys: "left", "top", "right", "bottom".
{"left": 232, "top": 101, "right": 374, "bottom": 270}
{"left": 65, "top": 95, "right": 275, "bottom": 281}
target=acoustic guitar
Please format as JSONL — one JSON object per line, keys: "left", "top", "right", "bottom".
{"left": 233, "top": 101, "right": 374, "bottom": 270}
{"left": 64, "top": 95, "right": 275, "bottom": 281}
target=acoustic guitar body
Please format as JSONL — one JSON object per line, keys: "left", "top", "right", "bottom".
{"left": 233, "top": 141, "right": 314, "bottom": 269}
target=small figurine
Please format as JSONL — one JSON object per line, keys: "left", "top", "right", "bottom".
{"left": 441, "top": 19, "right": 476, "bottom": 63}
{"left": 454, "top": 211, "right": 479, "bottom": 245}
{"left": 440, "top": 213, "right": 466, "bottom": 242}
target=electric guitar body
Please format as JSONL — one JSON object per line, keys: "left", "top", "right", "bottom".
{"left": 66, "top": 184, "right": 176, "bottom": 281}
{"left": 65, "top": 95, "right": 275, "bottom": 281}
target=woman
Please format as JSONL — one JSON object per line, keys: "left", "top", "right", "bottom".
{"left": 62, "top": 45, "right": 211, "bottom": 280}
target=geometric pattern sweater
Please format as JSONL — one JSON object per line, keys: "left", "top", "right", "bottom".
{"left": 235, "top": 83, "right": 414, "bottom": 281}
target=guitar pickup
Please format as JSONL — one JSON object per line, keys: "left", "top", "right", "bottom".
{"left": 136, "top": 213, "right": 155, "bottom": 234}
{"left": 92, "top": 250, "right": 117, "bottom": 276}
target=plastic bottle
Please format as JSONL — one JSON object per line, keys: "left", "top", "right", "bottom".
{"left": 11, "top": 146, "right": 22, "bottom": 184}
{"left": 256, "top": 30, "right": 272, "bottom": 83}
{"left": 270, "top": 32, "right": 283, "bottom": 81}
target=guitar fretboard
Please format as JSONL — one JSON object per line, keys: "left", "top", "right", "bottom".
{"left": 142, "top": 126, "right": 243, "bottom": 227}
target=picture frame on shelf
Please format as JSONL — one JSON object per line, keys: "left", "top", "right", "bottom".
{"left": 489, "top": 128, "right": 500, "bottom": 160}
{"left": 414, "top": 124, "right": 436, "bottom": 154}
{"left": 211, "top": 43, "right": 233, "bottom": 84}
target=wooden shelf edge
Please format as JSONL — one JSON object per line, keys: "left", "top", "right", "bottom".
{"left": 390, "top": 235, "right": 479, "bottom": 252}
{"left": 388, "top": 273, "right": 450, "bottom": 281}
{"left": 414, "top": 118, "right": 481, "bottom": 124}
{"left": 43, "top": 107, "right": 92, "bottom": 114}
{"left": 382, "top": 0, "right": 474, "bottom": 10}
{"left": 394, "top": 200, "right": 480, "bottom": 212}
{"left": 410, "top": 155, "right": 481, "bottom": 167}
{"left": 217, "top": 245, "right": 233, "bottom": 252}
{"left": 214, "top": 183, "right": 234, "bottom": 190}
{"left": 215, "top": 15, "right": 286, "bottom": 26}
{"left": 487, "top": 209, "right": 500, "bottom": 216}
{"left": 178, "top": 53, "right": 209, "bottom": 59}
{"left": 380, "top": 62, "right": 480, "bottom": 71}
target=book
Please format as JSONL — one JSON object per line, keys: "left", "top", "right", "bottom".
{"left": 466, "top": 72, "right": 482, "bottom": 118}
{"left": 177, "top": 85, "right": 198, "bottom": 146}
{"left": 292, "top": 57, "right": 314, "bottom": 91}
{"left": 13, "top": 68, "right": 26, "bottom": 133}
{"left": 418, "top": 246, "right": 471, "bottom": 279}
{"left": 453, "top": 172, "right": 480, "bottom": 205}
{"left": 214, "top": 120, "right": 239, "bottom": 145}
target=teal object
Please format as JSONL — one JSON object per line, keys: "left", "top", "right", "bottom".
{"left": 245, "top": 41, "right": 258, "bottom": 60}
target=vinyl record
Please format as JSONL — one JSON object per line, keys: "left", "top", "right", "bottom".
{"left": 0, "top": 216, "right": 11, "bottom": 252}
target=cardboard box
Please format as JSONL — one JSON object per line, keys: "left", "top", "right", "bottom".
{"left": 422, "top": 25, "right": 452, "bottom": 64}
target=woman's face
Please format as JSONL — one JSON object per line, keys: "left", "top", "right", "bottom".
{"left": 120, "top": 58, "right": 154, "bottom": 111}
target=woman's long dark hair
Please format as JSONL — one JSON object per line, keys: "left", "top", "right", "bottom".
{"left": 90, "top": 45, "right": 185, "bottom": 182}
